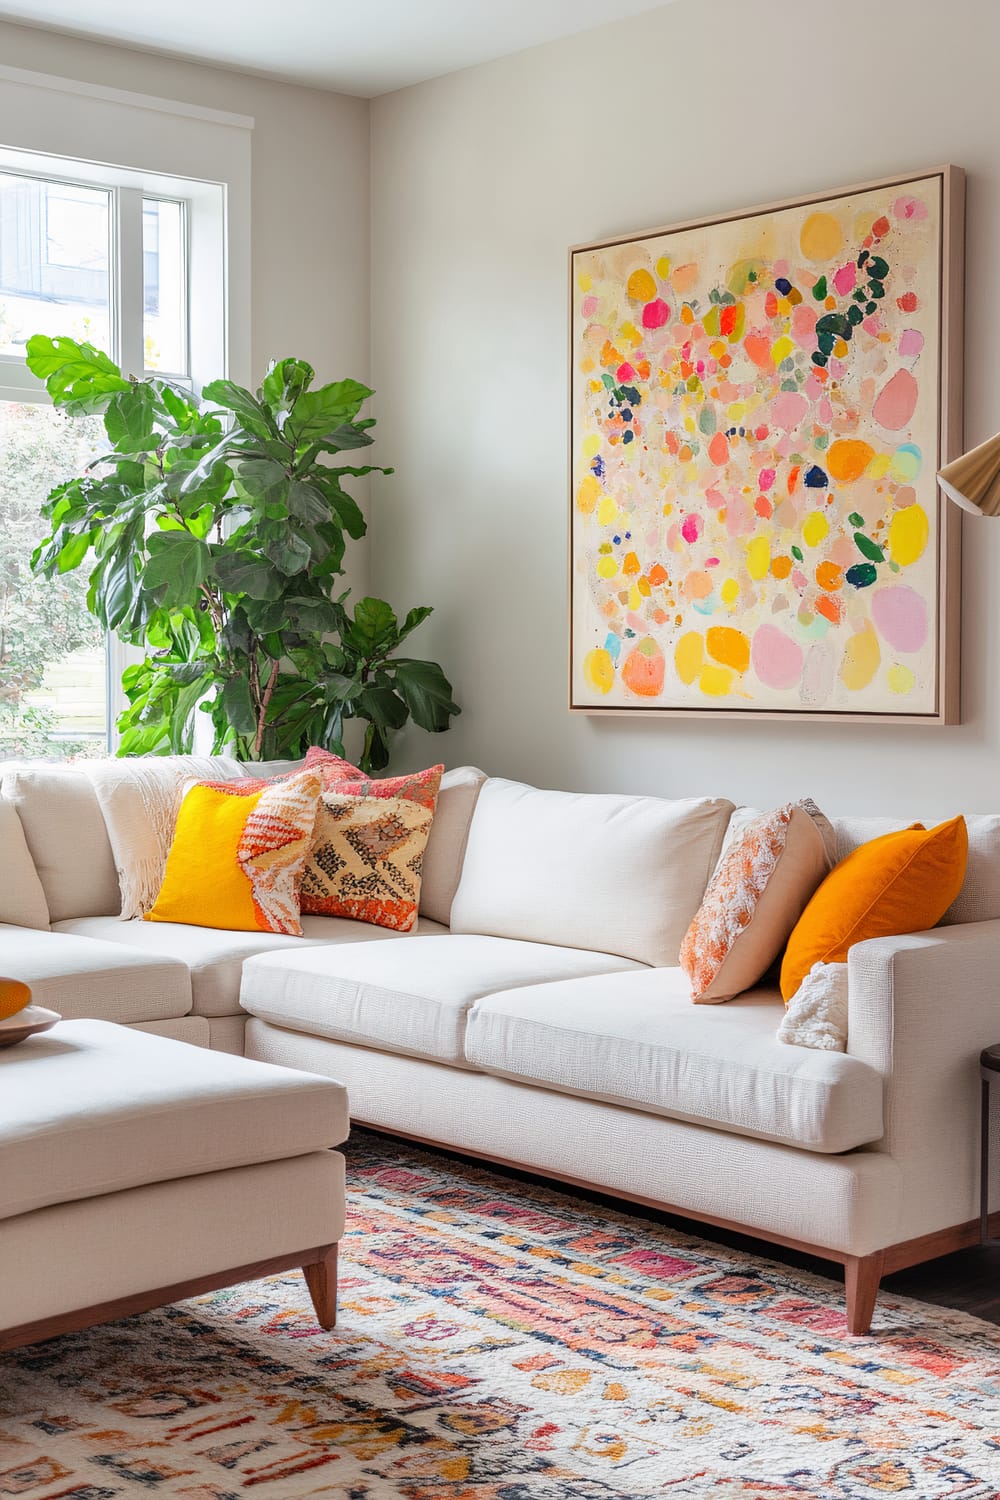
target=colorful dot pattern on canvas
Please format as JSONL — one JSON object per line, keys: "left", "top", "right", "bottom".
{"left": 572, "top": 180, "right": 942, "bottom": 713}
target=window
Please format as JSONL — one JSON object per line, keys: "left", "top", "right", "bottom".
{"left": 0, "top": 150, "right": 224, "bottom": 761}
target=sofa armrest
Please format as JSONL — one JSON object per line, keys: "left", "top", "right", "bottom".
{"left": 847, "top": 919, "right": 1000, "bottom": 1240}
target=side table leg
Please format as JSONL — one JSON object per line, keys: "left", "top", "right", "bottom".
{"left": 982, "top": 1075, "right": 991, "bottom": 1243}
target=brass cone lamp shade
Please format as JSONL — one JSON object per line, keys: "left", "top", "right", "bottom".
{"left": 938, "top": 432, "right": 1000, "bottom": 516}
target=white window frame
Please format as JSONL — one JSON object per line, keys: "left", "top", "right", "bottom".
{"left": 0, "top": 146, "right": 234, "bottom": 751}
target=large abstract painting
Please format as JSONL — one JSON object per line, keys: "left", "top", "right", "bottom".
{"left": 570, "top": 169, "right": 963, "bottom": 722}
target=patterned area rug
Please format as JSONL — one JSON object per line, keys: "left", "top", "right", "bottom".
{"left": 3, "top": 1132, "right": 1000, "bottom": 1498}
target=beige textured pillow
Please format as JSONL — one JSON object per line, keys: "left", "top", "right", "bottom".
{"left": 0, "top": 798, "right": 50, "bottom": 930}
{"left": 680, "top": 800, "right": 835, "bottom": 1004}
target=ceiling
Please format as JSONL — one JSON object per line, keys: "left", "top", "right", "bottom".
{"left": 0, "top": 0, "right": 675, "bottom": 97}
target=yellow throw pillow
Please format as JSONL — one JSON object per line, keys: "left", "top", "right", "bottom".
{"left": 147, "top": 767, "right": 322, "bottom": 934}
{"left": 780, "top": 816, "right": 968, "bottom": 1001}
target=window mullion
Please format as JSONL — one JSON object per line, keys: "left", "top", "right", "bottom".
{"left": 116, "top": 186, "right": 145, "bottom": 378}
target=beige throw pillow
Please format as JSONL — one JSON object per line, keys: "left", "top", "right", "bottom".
{"left": 680, "top": 800, "right": 835, "bottom": 1004}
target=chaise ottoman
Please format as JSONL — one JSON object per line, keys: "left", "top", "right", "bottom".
{"left": 0, "top": 1019, "right": 348, "bottom": 1350}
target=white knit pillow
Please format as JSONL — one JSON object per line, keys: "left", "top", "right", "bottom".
{"left": 777, "top": 961, "right": 849, "bottom": 1051}
{"left": 83, "top": 756, "right": 244, "bottom": 919}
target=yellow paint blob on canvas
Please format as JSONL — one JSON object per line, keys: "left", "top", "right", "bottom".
{"left": 655, "top": 255, "right": 671, "bottom": 280}
{"left": 597, "top": 556, "right": 618, "bottom": 579}
{"left": 576, "top": 475, "right": 601, "bottom": 514}
{"left": 628, "top": 585, "right": 642, "bottom": 611}
{"left": 577, "top": 271, "right": 593, "bottom": 292}
{"left": 867, "top": 453, "right": 892, "bottom": 479}
{"left": 597, "top": 496, "right": 618, "bottom": 526}
{"left": 582, "top": 434, "right": 601, "bottom": 460}
{"left": 619, "top": 320, "right": 641, "bottom": 347}
{"left": 840, "top": 622, "right": 881, "bottom": 691}
{"left": 675, "top": 631, "right": 704, "bottom": 684}
{"left": 800, "top": 211, "right": 843, "bottom": 262}
{"left": 746, "top": 536, "right": 770, "bottom": 580}
{"left": 720, "top": 577, "right": 740, "bottom": 607}
{"left": 627, "top": 268, "right": 657, "bottom": 302}
{"left": 888, "top": 664, "right": 915, "bottom": 695}
{"left": 889, "top": 504, "right": 929, "bottom": 567}
{"left": 802, "top": 511, "right": 830, "bottom": 548}
{"left": 706, "top": 626, "right": 750, "bottom": 674}
{"left": 584, "top": 648, "right": 614, "bottom": 694}
{"left": 699, "top": 664, "right": 735, "bottom": 696}
{"left": 771, "top": 335, "right": 795, "bottom": 365}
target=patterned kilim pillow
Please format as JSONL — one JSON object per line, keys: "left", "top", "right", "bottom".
{"left": 146, "top": 767, "right": 323, "bottom": 934}
{"left": 300, "top": 764, "right": 444, "bottom": 931}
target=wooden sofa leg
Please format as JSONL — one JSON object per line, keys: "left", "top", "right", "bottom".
{"left": 844, "top": 1250, "right": 884, "bottom": 1335}
{"left": 302, "top": 1244, "right": 338, "bottom": 1330}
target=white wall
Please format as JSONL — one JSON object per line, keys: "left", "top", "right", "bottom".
{"left": 370, "top": 0, "right": 1000, "bottom": 815}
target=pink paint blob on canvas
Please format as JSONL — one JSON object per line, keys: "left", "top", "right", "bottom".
{"left": 872, "top": 585, "right": 927, "bottom": 653}
{"left": 873, "top": 368, "right": 919, "bottom": 431}
{"left": 752, "top": 624, "right": 804, "bottom": 690}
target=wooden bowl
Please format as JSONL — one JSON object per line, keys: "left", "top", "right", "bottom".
{"left": 0, "top": 1006, "right": 61, "bottom": 1049}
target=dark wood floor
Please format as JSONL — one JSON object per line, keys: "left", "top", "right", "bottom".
{"left": 351, "top": 1128, "right": 1000, "bottom": 1326}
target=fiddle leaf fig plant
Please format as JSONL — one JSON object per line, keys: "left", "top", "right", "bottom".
{"left": 25, "top": 336, "right": 459, "bottom": 771}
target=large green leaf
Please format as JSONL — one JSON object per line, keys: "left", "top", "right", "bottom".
{"left": 265, "top": 531, "right": 312, "bottom": 575}
{"left": 310, "top": 423, "right": 374, "bottom": 454}
{"left": 345, "top": 596, "right": 398, "bottom": 655}
{"left": 143, "top": 532, "right": 212, "bottom": 599}
{"left": 213, "top": 549, "right": 284, "bottom": 600}
{"left": 287, "top": 380, "right": 373, "bottom": 445}
{"left": 357, "top": 684, "right": 409, "bottom": 735}
{"left": 396, "top": 605, "right": 433, "bottom": 644}
{"left": 25, "top": 334, "right": 130, "bottom": 406}
{"left": 391, "top": 658, "right": 460, "bottom": 731}
{"left": 55, "top": 532, "right": 92, "bottom": 574}
{"left": 236, "top": 457, "right": 288, "bottom": 505}
{"left": 222, "top": 674, "right": 258, "bottom": 735}
{"left": 286, "top": 480, "right": 330, "bottom": 525}
{"left": 202, "top": 379, "right": 278, "bottom": 442}
{"left": 261, "top": 358, "right": 315, "bottom": 418}
{"left": 104, "top": 385, "right": 160, "bottom": 452}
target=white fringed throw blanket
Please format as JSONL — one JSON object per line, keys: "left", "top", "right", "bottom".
{"left": 82, "top": 756, "right": 244, "bottom": 918}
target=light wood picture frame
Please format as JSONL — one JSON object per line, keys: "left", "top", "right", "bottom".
{"left": 569, "top": 167, "right": 964, "bottom": 724}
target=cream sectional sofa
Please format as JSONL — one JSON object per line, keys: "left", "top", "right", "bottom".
{"left": 2, "top": 756, "right": 999, "bottom": 1335}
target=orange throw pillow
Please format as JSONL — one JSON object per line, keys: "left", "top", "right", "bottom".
{"left": 779, "top": 816, "right": 968, "bottom": 1001}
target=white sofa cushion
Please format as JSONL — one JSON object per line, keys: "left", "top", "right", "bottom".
{"left": 0, "top": 923, "right": 191, "bottom": 1023}
{"left": 831, "top": 813, "right": 1000, "bottom": 928}
{"left": 2, "top": 766, "right": 120, "bottom": 920}
{"left": 463, "top": 967, "right": 883, "bottom": 1153}
{"left": 54, "top": 913, "right": 448, "bottom": 1018}
{"left": 0, "top": 1018, "right": 349, "bottom": 1221}
{"left": 240, "top": 933, "right": 644, "bottom": 1063}
{"left": 449, "top": 779, "right": 734, "bottom": 967}
{"left": 0, "top": 797, "right": 49, "bottom": 930}
{"left": 419, "top": 765, "right": 487, "bottom": 925}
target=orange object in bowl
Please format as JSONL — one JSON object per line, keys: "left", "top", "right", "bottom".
{"left": 0, "top": 978, "right": 32, "bottom": 1021}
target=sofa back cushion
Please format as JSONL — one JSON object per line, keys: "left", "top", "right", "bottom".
{"left": 831, "top": 814, "right": 1000, "bottom": 927}
{"left": 419, "top": 766, "right": 487, "bottom": 926}
{"left": 2, "top": 767, "right": 120, "bottom": 922}
{"left": 0, "top": 796, "right": 50, "bottom": 930}
{"left": 449, "top": 778, "right": 734, "bottom": 966}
